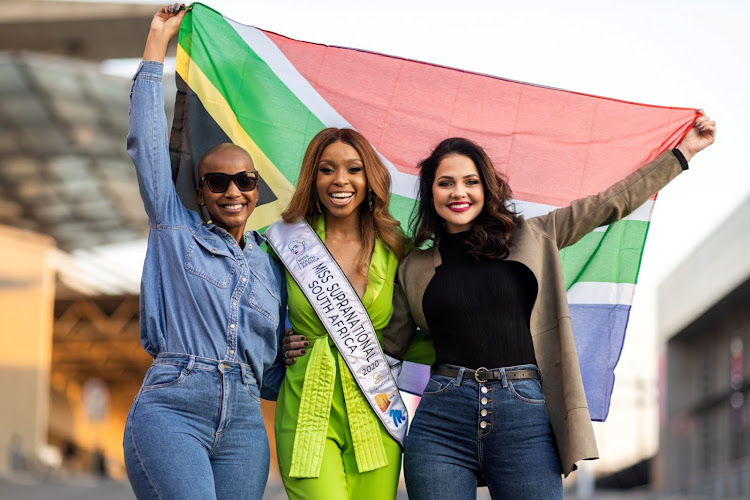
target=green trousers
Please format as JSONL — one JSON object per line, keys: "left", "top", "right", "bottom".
{"left": 276, "top": 361, "right": 402, "bottom": 499}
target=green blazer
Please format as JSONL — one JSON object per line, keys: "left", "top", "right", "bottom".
{"left": 274, "top": 214, "right": 401, "bottom": 478}
{"left": 382, "top": 150, "right": 684, "bottom": 476}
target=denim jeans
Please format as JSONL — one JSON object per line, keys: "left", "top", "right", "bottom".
{"left": 404, "top": 364, "right": 562, "bottom": 500}
{"left": 124, "top": 354, "right": 270, "bottom": 500}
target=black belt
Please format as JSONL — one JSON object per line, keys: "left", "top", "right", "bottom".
{"left": 433, "top": 366, "right": 540, "bottom": 383}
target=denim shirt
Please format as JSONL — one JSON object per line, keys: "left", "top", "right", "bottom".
{"left": 126, "top": 61, "right": 286, "bottom": 400}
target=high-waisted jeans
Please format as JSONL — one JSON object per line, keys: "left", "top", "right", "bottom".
{"left": 404, "top": 364, "right": 562, "bottom": 500}
{"left": 123, "top": 353, "right": 270, "bottom": 500}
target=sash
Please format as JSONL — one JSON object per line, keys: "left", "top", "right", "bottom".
{"left": 265, "top": 219, "right": 408, "bottom": 447}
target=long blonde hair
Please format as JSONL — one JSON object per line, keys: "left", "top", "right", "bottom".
{"left": 282, "top": 128, "right": 405, "bottom": 274}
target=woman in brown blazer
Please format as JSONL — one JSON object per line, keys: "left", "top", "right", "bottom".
{"left": 381, "top": 112, "right": 715, "bottom": 499}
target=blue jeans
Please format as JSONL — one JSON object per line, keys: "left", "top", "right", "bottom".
{"left": 404, "top": 364, "right": 562, "bottom": 500}
{"left": 124, "top": 354, "right": 270, "bottom": 500}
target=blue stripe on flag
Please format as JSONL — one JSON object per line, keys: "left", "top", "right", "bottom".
{"left": 569, "top": 303, "right": 631, "bottom": 421}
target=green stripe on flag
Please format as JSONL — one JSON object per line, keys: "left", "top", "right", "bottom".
{"left": 178, "top": 4, "right": 324, "bottom": 183}
{"left": 560, "top": 219, "right": 649, "bottom": 287}
{"left": 388, "top": 193, "right": 418, "bottom": 231}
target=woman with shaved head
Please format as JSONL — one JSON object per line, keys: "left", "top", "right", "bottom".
{"left": 123, "top": 5, "right": 287, "bottom": 500}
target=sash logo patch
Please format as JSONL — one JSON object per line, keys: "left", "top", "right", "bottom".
{"left": 288, "top": 240, "right": 306, "bottom": 255}
{"left": 375, "top": 390, "right": 396, "bottom": 412}
{"left": 291, "top": 239, "right": 318, "bottom": 269}
{"left": 389, "top": 409, "right": 406, "bottom": 428}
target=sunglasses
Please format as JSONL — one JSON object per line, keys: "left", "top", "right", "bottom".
{"left": 199, "top": 171, "right": 259, "bottom": 193}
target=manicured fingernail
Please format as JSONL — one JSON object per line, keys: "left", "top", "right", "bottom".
{"left": 301, "top": 349, "right": 306, "bottom": 354}
{"left": 304, "top": 342, "right": 309, "bottom": 347}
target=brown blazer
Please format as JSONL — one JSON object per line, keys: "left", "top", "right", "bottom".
{"left": 382, "top": 150, "right": 684, "bottom": 476}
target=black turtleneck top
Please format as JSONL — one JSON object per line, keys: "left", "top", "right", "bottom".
{"left": 422, "top": 231, "right": 539, "bottom": 369}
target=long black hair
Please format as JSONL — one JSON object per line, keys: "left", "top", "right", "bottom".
{"left": 411, "top": 137, "right": 518, "bottom": 259}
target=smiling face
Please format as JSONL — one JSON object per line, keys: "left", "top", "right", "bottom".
{"left": 315, "top": 141, "right": 367, "bottom": 223}
{"left": 196, "top": 145, "right": 258, "bottom": 242}
{"left": 432, "top": 153, "right": 485, "bottom": 233}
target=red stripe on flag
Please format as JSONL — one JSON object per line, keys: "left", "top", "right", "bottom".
{"left": 265, "top": 31, "right": 695, "bottom": 206}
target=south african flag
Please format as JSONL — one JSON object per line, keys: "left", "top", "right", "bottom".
{"left": 169, "top": 2, "right": 697, "bottom": 421}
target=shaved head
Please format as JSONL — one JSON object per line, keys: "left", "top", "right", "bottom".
{"left": 198, "top": 143, "right": 255, "bottom": 177}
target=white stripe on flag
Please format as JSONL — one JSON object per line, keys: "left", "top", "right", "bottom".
{"left": 511, "top": 199, "right": 559, "bottom": 219}
{"left": 230, "top": 22, "right": 419, "bottom": 198}
{"left": 566, "top": 282, "right": 636, "bottom": 306}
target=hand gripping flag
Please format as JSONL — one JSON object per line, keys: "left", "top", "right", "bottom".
{"left": 169, "top": 3, "right": 697, "bottom": 421}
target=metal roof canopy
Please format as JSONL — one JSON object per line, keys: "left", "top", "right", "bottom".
{"left": 0, "top": 1, "right": 186, "bottom": 298}
{"left": 0, "top": 0, "right": 165, "bottom": 61}
{"left": 0, "top": 51, "right": 177, "bottom": 296}
{"left": 0, "top": 50, "right": 179, "bottom": 250}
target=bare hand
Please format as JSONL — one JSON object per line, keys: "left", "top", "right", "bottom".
{"left": 143, "top": 4, "right": 186, "bottom": 62}
{"left": 677, "top": 110, "right": 716, "bottom": 162}
{"left": 151, "top": 4, "right": 187, "bottom": 38}
{"left": 282, "top": 329, "right": 309, "bottom": 366}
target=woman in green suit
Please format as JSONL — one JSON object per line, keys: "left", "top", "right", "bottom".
{"left": 270, "top": 128, "right": 408, "bottom": 499}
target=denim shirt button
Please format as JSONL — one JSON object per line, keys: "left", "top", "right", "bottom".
{"left": 481, "top": 397, "right": 488, "bottom": 405}
{"left": 229, "top": 324, "right": 235, "bottom": 329}
{"left": 242, "top": 277, "right": 247, "bottom": 282}
{"left": 481, "top": 386, "right": 488, "bottom": 394}
{"left": 229, "top": 349, "right": 235, "bottom": 355}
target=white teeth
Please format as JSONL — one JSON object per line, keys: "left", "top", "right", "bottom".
{"left": 224, "top": 204, "right": 243, "bottom": 210}
{"left": 450, "top": 203, "right": 470, "bottom": 208}
{"left": 330, "top": 193, "right": 353, "bottom": 199}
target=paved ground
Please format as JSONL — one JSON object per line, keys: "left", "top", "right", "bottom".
{"left": 0, "top": 473, "right": 715, "bottom": 500}
{"left": 0, "top": 473, "right": 290, "bottom": 500}
{"left": 0, "top": 473, "right": 427, "bottom": 500}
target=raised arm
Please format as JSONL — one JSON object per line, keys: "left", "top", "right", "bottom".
{"left": 126, "top": 4, "right": 189, "bottom": 225}
{"left": 535, "top": 112, "right": 716, "bottom": 249}
{"left": 143, "top": 4, "right": 186, "bottom": 63}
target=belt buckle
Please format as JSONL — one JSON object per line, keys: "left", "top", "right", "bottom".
{"left": 474, "top": 366, "right": 489, "bottom": 383}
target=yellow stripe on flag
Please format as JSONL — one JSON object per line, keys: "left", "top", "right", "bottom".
{"left": 176, "top": 45, "right": 295, "bottom": 230}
